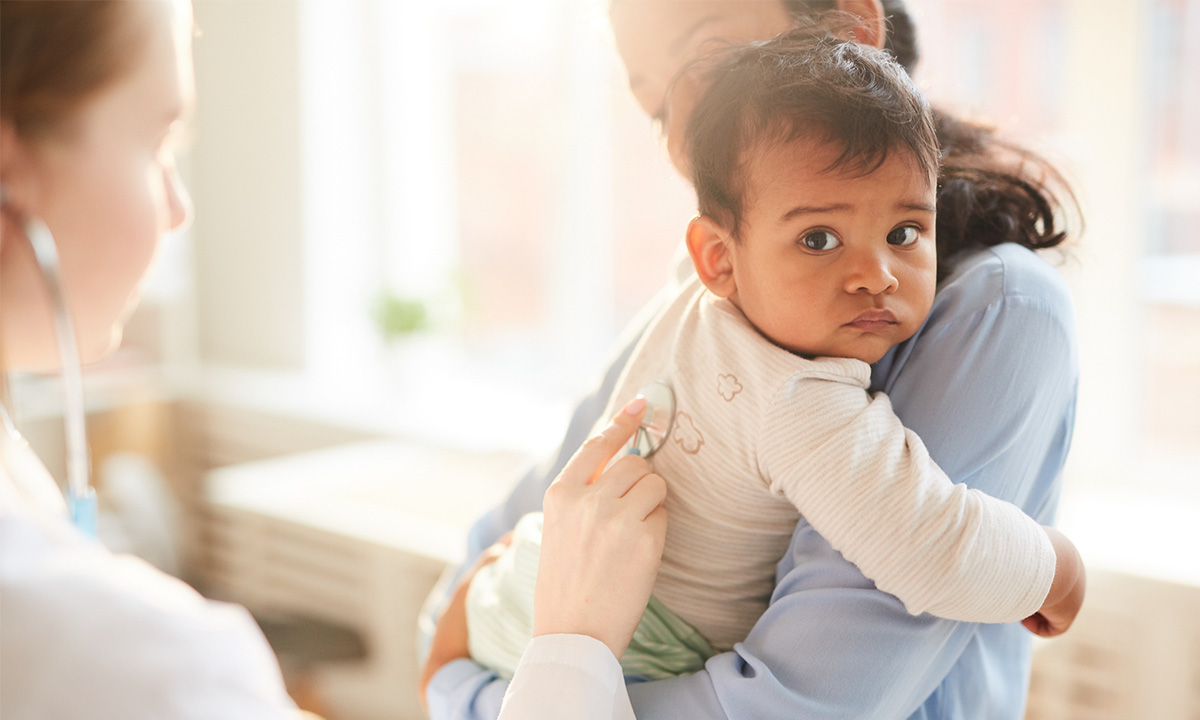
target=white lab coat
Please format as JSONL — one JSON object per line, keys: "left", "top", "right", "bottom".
{"left": 498, "top": 634, "right": 636, "bottom": 720}
{"left": 0, "top": 423, "right": 298, "bottom": 720}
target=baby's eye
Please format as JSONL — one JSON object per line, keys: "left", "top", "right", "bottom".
{"left": 802, "top": 230, "right": 841, "bottom": 251}
{"left": 887, "top": 226, "right": 920, "bottom": 246}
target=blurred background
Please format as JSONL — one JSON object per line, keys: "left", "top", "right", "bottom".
{"left": 8, "top": 0, "right": 1199, "bottom": 718}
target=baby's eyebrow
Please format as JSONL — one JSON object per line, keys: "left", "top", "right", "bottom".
{"left": 897, "top": 201, "right": 937, "bottom": 213}
{"left": 781, "top": 203, "right": 852, "bottom": 222}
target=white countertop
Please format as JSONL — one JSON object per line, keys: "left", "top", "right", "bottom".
{"left": 206, "top": 439, "right": 526, "bottom": 565}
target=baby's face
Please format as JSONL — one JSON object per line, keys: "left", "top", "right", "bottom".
{"left": 724, "top": 137, "right": 937, "bottom": 364}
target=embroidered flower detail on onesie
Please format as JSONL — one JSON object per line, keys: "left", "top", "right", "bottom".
{"left": 673, "top": 412, "right": 705, "bottom": 455}
{"left": 717, "top": 373, "right": 743, "bottom": 402}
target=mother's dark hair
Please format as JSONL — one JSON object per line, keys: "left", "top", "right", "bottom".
{"left": 782, "top": 0, "right": 1077, "bottom": 279}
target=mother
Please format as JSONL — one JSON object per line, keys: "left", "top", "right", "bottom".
{"left": 424, "top": 1, "right": 1078, "bottom": 718}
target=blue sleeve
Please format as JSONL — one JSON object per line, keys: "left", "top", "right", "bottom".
{"left": 431, "top": 246, "right": 1079, "bottom": 720}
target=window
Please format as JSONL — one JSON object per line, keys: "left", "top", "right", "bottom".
{"left": 1139, "top": 0, "right": 1200, "bottom": 473}
{"left": 164, "top": 0, "right": 1200, "bottom": 473}
{"left": 909, "top": 0, "right": 1200, "bottom": 492}
{"left": 288, "top": 0, "right": 695, "bottom": 451}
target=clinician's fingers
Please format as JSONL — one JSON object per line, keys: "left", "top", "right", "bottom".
{"left": 593, "top": 453, "right": 653, "bottom": 499}
{"left": 620, "top": 472, "right": 668, "bottom": 520}
{"left": 645, "top": 504, "right": 668, "bottom": 538}
{"left": 556, "top": 396, "right": 647, "bottom": 487}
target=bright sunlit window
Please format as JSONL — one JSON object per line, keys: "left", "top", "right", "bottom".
{"left": 241, "top": 0, "right": 694, "bottom": 453}
{"left": 908, "top": 0, "right": 1200, "bottom": 500}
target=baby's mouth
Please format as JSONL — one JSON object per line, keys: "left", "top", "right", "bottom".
{"left": 845, "top": 309, "right": 899, "bottom": 331}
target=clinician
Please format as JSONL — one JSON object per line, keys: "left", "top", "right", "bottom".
{"left": 0, "top": 2, "right": 668, "bottom": 718}
{"left": 0, "top": 1, "right": 300, "bottom": 717}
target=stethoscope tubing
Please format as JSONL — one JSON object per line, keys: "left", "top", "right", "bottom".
{"left": 21, "top": 216, "right": 96, "bottom": 535}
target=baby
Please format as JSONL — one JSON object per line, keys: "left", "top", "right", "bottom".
{"left": 466, "top": 32, "right": 1083, "bottom": 680}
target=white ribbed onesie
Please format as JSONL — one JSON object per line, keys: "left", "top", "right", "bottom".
{"left": 598, "top": 275, "right": 1056, "bottom": 651}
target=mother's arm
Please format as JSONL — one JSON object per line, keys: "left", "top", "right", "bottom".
{"left": 428, "top": 246, "right": 1078, "bottom": 720}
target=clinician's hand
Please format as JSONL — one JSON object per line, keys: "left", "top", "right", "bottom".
{"left": 533, "top": 396, "right": 669, "bottom": 660}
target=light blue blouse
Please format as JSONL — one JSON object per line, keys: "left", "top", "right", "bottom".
{"left": 428, "top": 243, "right": 1079, "bottom": 720}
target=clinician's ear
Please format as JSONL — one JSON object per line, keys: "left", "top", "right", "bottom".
{"left": 1, "top": 122, "right": 21, "bottom": 189}
{"left": 0, "top": 122, "right": 31, "bottom": 251}
{"left": 686, "top": 215, "right": 737, "bottom": 298}
{"left": 0, "top": 122, "right": 38, "bottom": 223}
{"left": 834, "top": 0, "right": 886, "bottom": 50}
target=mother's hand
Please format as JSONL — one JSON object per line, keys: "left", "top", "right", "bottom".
{"left": 533, "top": 396, "right": 669, "bottom": 660}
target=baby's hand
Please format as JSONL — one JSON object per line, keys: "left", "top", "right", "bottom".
{"left": 1022, "top": 526, "right": 1086, "bottom": 637}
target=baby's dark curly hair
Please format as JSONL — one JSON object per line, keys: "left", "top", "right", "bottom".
{"left": 687, "top": 31, "right": 939, "bottom": 245}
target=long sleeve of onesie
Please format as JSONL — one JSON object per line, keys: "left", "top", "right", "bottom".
{"left": 757, "top": 373, "right": 1056, "bottom": 622}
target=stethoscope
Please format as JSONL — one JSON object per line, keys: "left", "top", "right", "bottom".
{"left": 0, "top": 187, "right": 97, "bottom": 536}
{"left": 630, "top": 379, "right": 676, "bottom": 458}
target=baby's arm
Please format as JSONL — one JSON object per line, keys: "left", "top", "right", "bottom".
{"left": 759, "top": 376, "right": 1083, "bottom": 631}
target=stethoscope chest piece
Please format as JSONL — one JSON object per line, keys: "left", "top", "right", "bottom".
{"left": 630, "top": 380, "right": 676, "bottom": 458}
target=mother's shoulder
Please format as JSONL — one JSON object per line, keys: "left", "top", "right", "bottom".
{"left": 873, "top": 244, "right": 1077, "bottom": 393}
{"left": 934, "top": 243, "right": 1074, "bottom": 320}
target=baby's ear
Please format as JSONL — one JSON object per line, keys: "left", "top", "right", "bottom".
{"left": 686, "top": 215, "right": 737, "bottom": 298}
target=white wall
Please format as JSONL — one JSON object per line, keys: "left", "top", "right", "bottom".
{"left": 191, "top": 0, "right": 306, "bottom": 369}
